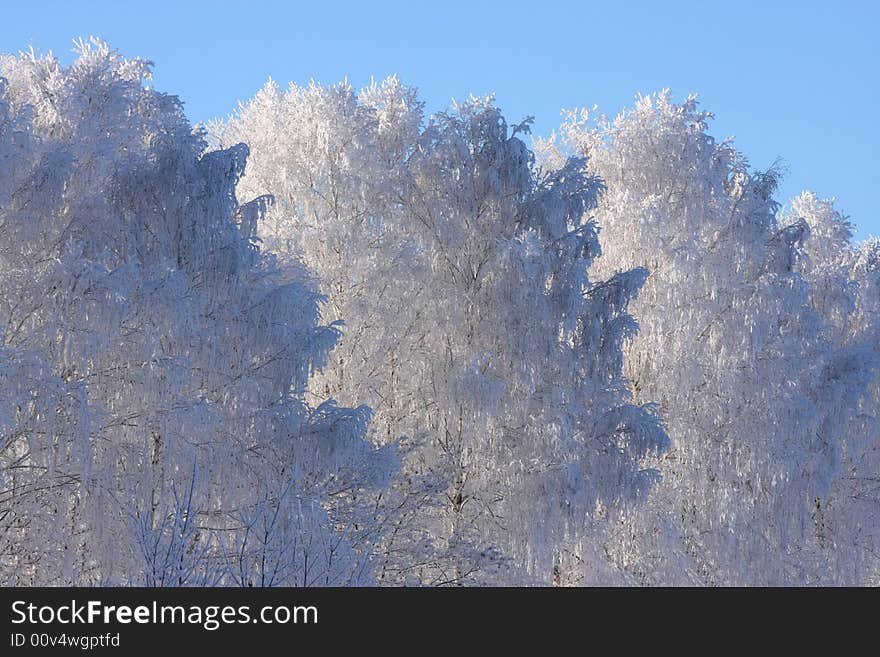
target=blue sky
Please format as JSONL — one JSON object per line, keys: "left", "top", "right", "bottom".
{"left": 3, "top": 0, "right": 877, "bottom": 238}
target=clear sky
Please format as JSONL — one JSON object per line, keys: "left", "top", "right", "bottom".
{"left": 3, "top": 0, "right": 877, "bottom": 238}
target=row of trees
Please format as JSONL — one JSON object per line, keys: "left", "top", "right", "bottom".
{"left": 1, "top": 41, "right": 876, "bottom": 585}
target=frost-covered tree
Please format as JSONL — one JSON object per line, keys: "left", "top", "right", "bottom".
{"left": 550, "top": 92, "right": 876, "bottom": 584}
{"left": 215, "top": 81, "right": 667, "bottom": 585}
{"left": 782, "top": 193, "right": 880, "bottom": 583}
{"left": 0, "top": 40, "right": 385, "bottom": 586}
{"left": 4, "top": 38, "right": 874, "bottom": 587}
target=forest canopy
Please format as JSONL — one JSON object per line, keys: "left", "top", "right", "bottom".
{"left": 1, "top": 39, "right": 877, "bottom": 586}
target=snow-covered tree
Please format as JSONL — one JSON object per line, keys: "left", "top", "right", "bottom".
{"left": 4, "top": 38, "right": 875, "bottom": 587}
{"left": 0, "top": 40, "right": 385, "bottom": 586}
{"left": 215, "top": 81, "right": 667, "bottom": 585}
{"left": 782, "top": 193, "right": 880, "bottom": 583}
{"left": 552, "top": 92, "right": 876, "bottom": 584}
